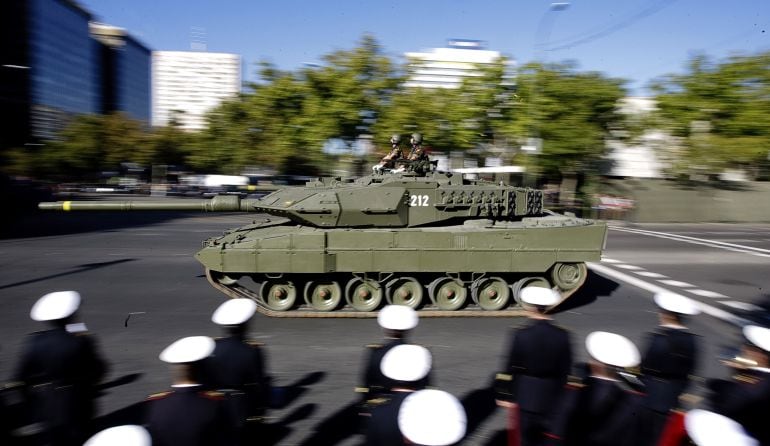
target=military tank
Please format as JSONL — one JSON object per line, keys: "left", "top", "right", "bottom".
{"left": 39, "top": 169, "right": 607, "bottom": 317}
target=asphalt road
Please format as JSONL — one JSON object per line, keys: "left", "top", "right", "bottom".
{"left": 1, "top": 210, "right": 768, "bottom": 445}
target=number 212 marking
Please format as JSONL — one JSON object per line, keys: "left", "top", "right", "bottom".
{"left": 410, "top": 195, "right": 429, "bottom": 206}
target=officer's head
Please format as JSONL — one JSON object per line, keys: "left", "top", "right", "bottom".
{"left": 380, "top": 344, "right": 432, "bottom": 391}
{"left": 520, "top": 286, "right": 559, "bottom": 317}
{"left": 653, "top": 292, "right": 700, "bottom": 326}
{"left": 741, "top": 325, "right": 770, "bottom": 368}
{"left": 212, "top": 298, "right": 257, "bottom": 336}
{"left": 585, "top": 331, "right": 640, "bottom": 378}
{"left": 390, "top": 134, "right": 401, "bottom": 145}
{"left": 159, "top": 336, "right": 216, "bottom": 384}
{"left": 377, "top": 305, "right": 418, "bottom": 339}
{"left": 30, "top": 290, "right": 81, "bottom": 327}
{"left": 398, "top": 389, "right": 467, "bottom": 446}
{"left": 410, "top": 133, "right": 422, "bottom": 146}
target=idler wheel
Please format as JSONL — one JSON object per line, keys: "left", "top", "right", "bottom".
{"left": 551, "top": 262, "right": 587, "bottom": 291}
{"left": 428, "top": 278, "right": 467, "bottom": 311}
{"left": 511, "top": 277, "right": 553, "bottom": 307}
{"left": 345, "top": 278, "right": 383, "bottom": 312}
{"left": 385, "top": 277, "right": 423, "bottom": 309}
{"left": 472, "top": 277, "right": 510, "bottom": 311}
{"left": 260, "top": 280, "right": 297, "bottom": 311}
{"left": 304, "top": 281, "right": 342, "bottom": 312}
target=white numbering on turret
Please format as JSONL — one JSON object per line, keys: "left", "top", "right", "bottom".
{"left": 409, "top": 194, "right": 429, "bottom": 207}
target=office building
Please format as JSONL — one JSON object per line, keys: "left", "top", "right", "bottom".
{"left": 404, "top": 39, "right": 510, "bottom": 89}
{"left": 152, "top": 51, "right": 241, "bottom": 130}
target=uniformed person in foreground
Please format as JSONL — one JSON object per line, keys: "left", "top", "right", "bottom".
{"left": 83, "top": 424, "right": 151, "bottom": 446}
{"left": 146, "top": 336, "right": 236, "bottom": 446}
{"left": 496, "top": 286, "right": 572, "bottom": 446}
{"left": 203, "top": 298, "right": 271, "bottom": 433}
{"left": 397, "top": 389, "right": 467, "bottom": 446}
{"left": 683, "top": 409, "right": 758, "bottom": 446}
{"left": 14, "top": 291, "right": 107, "bottom": 446}
{"left": 366, "top": 344, "right": 433, "bottom": 446}
{"left": 548, "top": 331, "right": 644, "bottom": 446}
{"left": 358, "top": 305, "right": 421, "bottom": 401}
{"left": 639, "top": 292, "right": 701, "bottom": 444}
{"left": 707, "top": 324, "right": 770, "bottom": 444}
{"left": 373, "top": 134, "right": 405, "bottom": 172}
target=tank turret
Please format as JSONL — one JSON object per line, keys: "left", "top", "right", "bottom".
{"left": 39, "top": 170, "right": 607, "bottom": 317}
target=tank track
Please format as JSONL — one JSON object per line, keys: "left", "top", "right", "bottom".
{"left": 205, "top": 268, "right": 586, "bottom": 318}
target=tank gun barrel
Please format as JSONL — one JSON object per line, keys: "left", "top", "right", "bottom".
{"left": 38, "top": 195, "right": 262, "bottom": 212}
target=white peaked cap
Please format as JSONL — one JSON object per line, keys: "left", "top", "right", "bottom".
{"left": 654, "top": 292, "right": 701, "bottom": 315}
{"left": 586, "top": 331, "right": 641, "bottom": 368}
{"left": 398, "top": 389, "right": 467, "bottom": 446}
{"left": 380, "top": 344, "right": 432, "bottom": 382}
{"left": 84, "top": 425, "right": 152, "bottom": 446}
{"left": 377, "top": 304, "right": 418, "bottom": 331}
{"left": 743, "top": 325, "right": 770, "bottom": 352}
{"left": 159, "top": 336, "right": 215, "bottom": 364}
{"left": 520, "top": 286, "right": 560, "bottom": 306}
{"left": 212, "top": 298, "right": 257, "bottom": 325}
{"left": 685, "top": 409, "right": 758, "bottom": 446}
{"left": 30, "top": 291, "right": 81, "bottom": 322}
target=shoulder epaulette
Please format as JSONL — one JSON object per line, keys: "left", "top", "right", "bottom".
{"left": 201, "top": 390, "right": 225, "bottom": 400}
{"left": 734, "top": 374, "right": 760, "bottom": 385}
{"left": 566, "top": 382, "right": 585, "bottom": 390}
{"left": 147, "top": 391, "right": 172, "bottom": 400}
{"left": 366, "top": 344, "right": 382, "bottom": 349}
{"left": 246, "top": 340, "right": 264, "bottom": 347}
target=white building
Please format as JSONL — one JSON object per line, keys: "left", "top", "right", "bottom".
{"left": 404, "top": 39, "right": 510, "bottom": 89}
{"left": 152, "top": 51, "right": 241, "bottom": 130}
{"left": 606, "top": 97, "right": 665, "bottom": 178}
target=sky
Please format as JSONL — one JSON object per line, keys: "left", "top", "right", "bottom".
{"left": 80, "top": 0, "right": 770, "bottom": 96}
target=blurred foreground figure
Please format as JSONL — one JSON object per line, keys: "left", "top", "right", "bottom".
{"left": 683, "top": 409, "right": 758, "bottom": 446}
{"left": 203, "top": 298, "right": 271, "bottom": 437}
{"left": 548, "top": 331, "right": 644, "bottom": 446}
{"left": 398, "top": 389, "right": 467, "bottom": 446}
{"left": 496, "top": 287, "right": 572, "bottom": 446}
{"left": 707, "top": 325, "right": 770, "bottom": 444}
{"left": 366, "top": 344, "right": 432, "bottom": 446}
{"left": 146, "top": 336, "right": 235, "bottom": 446}
{"left": 14, "top": 291, "right": 107, "bottom": 446}
{"left": 373, "top": 134, "right": 404, "bottom": 172}
{"left": 83, "top": 425, "right": 151, "bottom": 446}
{"left": 639, "top": 292, "right": 701, "bottom": 444}
{"left": 358, "top": 305, "right": 421, "bottom": 402}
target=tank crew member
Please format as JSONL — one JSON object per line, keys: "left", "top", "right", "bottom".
{"left": 14, "top": 291, "right": 107, "bottom": 446}
{"left": 83, "top": 425, "right": 151, "bottom": 446}
{"left": 366, "top": 344, "right": 433, "bottom": 446}
{"left": 496, "top": 287, "right": 572, "bottom": 446}
{"left": 639, "top": 292, "right": 701, "bottom": 444}
{"left": 374, "top": 134, "right": 405, "bottom": 172}
{"left": 398, "top": 389, "right": 467, "bottom": 446}
{"left": 358, "top": 305, "right": 422, "bottom": 401}
{"left": 406, "top": 133, "right": 431, "bottom": 173}
{"left": 146, "top": 336, "right": 236, "bottom": 446}
{"left": 707, "top": 325, "right": 770, "bottom": 445}
{"left": 549, "top": 331, "right": 644, "bottom": 446}
{"left": 203, "top": 298, "right": 271, "bottom": 437}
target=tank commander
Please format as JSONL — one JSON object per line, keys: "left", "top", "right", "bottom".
{"left": 373, "top": 134, "right": 405, "bottom": 173}
{"left": 146, "top": 336, "right": 236, "bottom": 446}
{"left": 406, "top": 133, "right": 433, "bottom": 173}
{"left": 638, "top": 292, "right": 701, "bottom": 445}
{"left": 14, "top": 291, "right": 108, "bottom": 446}
{"left": 202, "top": 298, "right": 272, "bottom": 440}
{"left": 496, "top": 286, "right": 572, "bottom": 446}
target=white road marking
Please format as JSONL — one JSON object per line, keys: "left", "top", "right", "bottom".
{"left": 587, "top": 262, "right": 749, "bottom": 326}
{"left": 658, "top": 280, "right": 696, "bottom": 288}
{"left": 688, "top": 289, "right": 728, "bottom": 299}
{"left": 615, "top": 264, "right": 644, "bottom": 271}
{"left": 609, "top": 226, "right": 770, "bottom": 258}
{"left": 719, "top": 301, "right": 763, "bottom": 312}
{"left": 636, "top": 272, "right": 669, "bottom": 279}
{"left": 601, "top": 258, "right": 622, "bottom": 263}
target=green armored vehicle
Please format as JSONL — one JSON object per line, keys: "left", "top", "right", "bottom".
{"left": 39, "top": 170, "right": 607, "bottom": 317}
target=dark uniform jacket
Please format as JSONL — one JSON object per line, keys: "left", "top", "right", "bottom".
{"left": 203, "top": 336, "right": 270, "bottom": 418}
{"left": 361, "top": 339, "right": 403, "bottom": 398}
{"left": 709, "top": 368, "right": 770, "bottom": 445}
{"left": 365, "top": 391, "right": 411, "bottom": 446}
{"left": 640, "top": 326, "right": 699, "bottom": 413}
{"left": 146, "top": 385, "right": 235, "bottom": 446}
{"left": 15, "top": 327, "right": 107, "bottom": 445}
{"left": 503, "top": 319, "right": 572, "bottom": 414}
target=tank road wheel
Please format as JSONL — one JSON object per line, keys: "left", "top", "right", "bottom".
{"left": 386, "top": 277, "right": 423, "bottom": 309}
{"left": 511, "top": 277, "right": 552, "bottom": 306}
{"left": 345, "top": 278, "right": 383, "bottom": 312}
{"left": 473, "top": 277, "right": 510, "bottom": 311}
{"left": 304, "top": 281, "right": 343, "bottom": 312}
{"left": 428, "top": 278, "right": 467, "bottom": 311}
{"left": 551, "top": 262, "right": 588, "bottom": 291}
{"left": 260, "top": 280, "right": 297, "bottom": 312}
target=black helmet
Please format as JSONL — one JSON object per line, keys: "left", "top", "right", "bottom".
{"left": 390, "top": 134, "right": 401, "bottom": 144}
{"left": 410, "top": 133, "right": 423, "bottom": 145}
